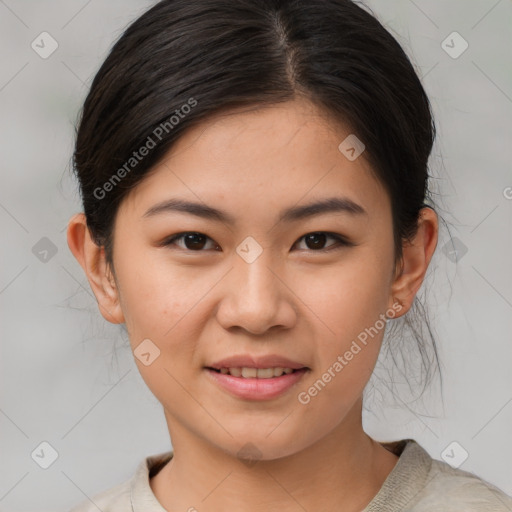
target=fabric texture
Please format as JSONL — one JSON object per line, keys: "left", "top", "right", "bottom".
{"left": 69, "top": 439, "right": 512, "bottom": 511}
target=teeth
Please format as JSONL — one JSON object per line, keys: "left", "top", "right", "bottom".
{"left": 217, "top": 367, "right": 297, "bottom": 378}
{"left": 241, "top": 367, "right": 257, "bottom": 378}
{"left": 256, "top": 368, "right": 274, "bottom": 378}
{"left": 273, "top": 367, "right": 284, "bottom": 377}
{"left": 229, "top": 367, "right": 242, "bottom": 377}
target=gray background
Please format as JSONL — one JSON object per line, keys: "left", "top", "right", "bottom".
{"left": 0, "top": 1, "right": 511, "bottom": 510}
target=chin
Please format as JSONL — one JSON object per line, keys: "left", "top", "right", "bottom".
{"left": 212, "top": 426, "right": 319, "bottom": 464}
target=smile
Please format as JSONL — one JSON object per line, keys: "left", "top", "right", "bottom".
{"left": 205, "top": 366, "right": 309, "bottom": 400}
{"left": 211, "top": 367, "right": 296, "bottom": 378}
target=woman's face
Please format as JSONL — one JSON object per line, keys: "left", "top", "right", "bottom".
{"left": 106, "top": 98, "right": 405, "bottom": 460}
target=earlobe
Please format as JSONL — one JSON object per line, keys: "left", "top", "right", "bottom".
{"left": 388, "top": 207, "right": 438, "bottom": 317}
{"left": 66, "top": 213, "right": 125, "bottom": 325}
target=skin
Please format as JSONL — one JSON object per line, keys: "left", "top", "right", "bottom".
{"left": 67, "top": 97, "right": 438, "bottom": 511}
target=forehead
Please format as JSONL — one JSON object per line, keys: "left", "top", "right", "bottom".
{"left": 119, "top": 98, "right": 390, "bottom": 225}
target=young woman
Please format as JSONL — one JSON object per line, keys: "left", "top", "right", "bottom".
{"left": 66, "top": 0, "right": 512, "bottom": 510}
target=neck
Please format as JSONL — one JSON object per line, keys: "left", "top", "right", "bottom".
{"left": 151, "top": 399, "right": 398, "bottom": 512}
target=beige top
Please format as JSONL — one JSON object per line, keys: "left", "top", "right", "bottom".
{"left": 69, "top": 439, "right": 512, "bottom": 511}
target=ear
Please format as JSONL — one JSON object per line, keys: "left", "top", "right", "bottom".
{"left": 66, "top": 213, "right": 125, "bottom": 324}
{"left": 388, "top": 207, "right": 438, "bottom": 318}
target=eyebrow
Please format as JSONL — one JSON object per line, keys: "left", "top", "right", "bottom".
{"left": 143, "top": 196, "right": 367, "bottom": 224}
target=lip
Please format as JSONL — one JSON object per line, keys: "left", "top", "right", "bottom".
{"left": 204, "top": 354, "right": 309, "bottom": 401}
{"left": 205, "top": 367, "right": 308, "bottom": 400}
{"left": 207, "top": 354, "right": 307, "bottom": 370}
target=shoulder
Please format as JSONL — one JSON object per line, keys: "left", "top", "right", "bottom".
{"left": 405, "top": 441, "right": 512, "bottom": 511}
{"left": 414, "top": 458, "right": 512, "bottom": 511}
{"left": 68, "top": 451, "right": 173, "bottom": 512}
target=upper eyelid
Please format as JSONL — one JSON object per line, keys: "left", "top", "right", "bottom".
{"left": 164, "top": 231, "right": 350, "bottom": 249}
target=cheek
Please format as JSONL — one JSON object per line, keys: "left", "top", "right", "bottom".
{"left": 119, "top": 268, "right": 205, "bottom": 411}
{"left": 298, "top": 254, "right": 392, "bottom": 339}
{"left": 294, "top": 252, "right": 392, "bottom": 397}
{"left": 115, "top": 254, "right": 219, "bottom": 384}
{"left": 115, "top": 253, "right": 200, "bottom": 339}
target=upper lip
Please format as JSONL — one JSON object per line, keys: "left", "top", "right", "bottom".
{"left": 207, "top": 355, "right": 308, "bottom": 370}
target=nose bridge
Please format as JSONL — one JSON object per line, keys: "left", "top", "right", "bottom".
{"left": 234, "top": 234, "right": 279, "bottom": 293}
{"left": 234, "top": 244, "right": 281, "bottom": 310}
{"left": 216, "top": 242, "right": 296, "bottom": 334}
{"left": 237, "top": 248, "right": 278, "bottom": 297}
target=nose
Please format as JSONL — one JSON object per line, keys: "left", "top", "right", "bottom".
{"left": 215, "top": 249, "right": 298, "bottom": 336}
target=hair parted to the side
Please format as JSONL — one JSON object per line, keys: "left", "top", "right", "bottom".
{"left": 72, "top": 0, "right": 450, "bottom": 407}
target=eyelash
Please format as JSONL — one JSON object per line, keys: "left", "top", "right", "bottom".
{"left": 160, "top": 231, "right": 354, "bottom": 253}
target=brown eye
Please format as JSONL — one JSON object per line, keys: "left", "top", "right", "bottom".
{"left": 295, "top": 232, "right": 352, "bottom": 252}
{"left": 304, "top": 233, "right": 328, "bottom": 250}
{"left": 163, "top": 232, "right": 219, "bottom": 251}
{"left": 162, "top": 231, "right": 352, "bottom": 253}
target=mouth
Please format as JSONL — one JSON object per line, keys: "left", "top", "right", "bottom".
{"left": 206, "top": 366, "right": 301, "bottom": 378}
{"left": 204, "top": 361, "right": 309, "bottom": 400}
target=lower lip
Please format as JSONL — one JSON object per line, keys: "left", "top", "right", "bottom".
{"left": 205, "top": 368, "right": 308, "bottom": 400}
